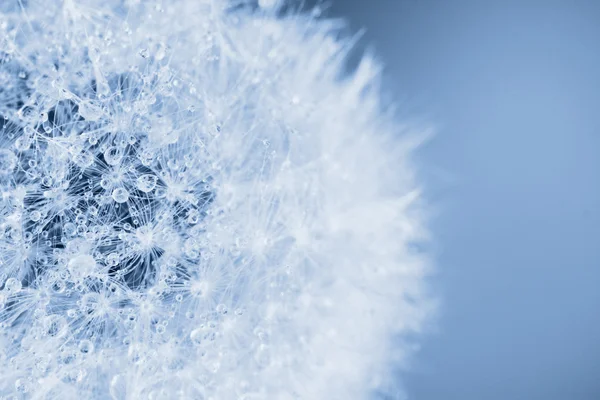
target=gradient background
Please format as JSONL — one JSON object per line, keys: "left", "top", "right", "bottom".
{"left": 316, "top": 0, "right": 600, "bottom": 399}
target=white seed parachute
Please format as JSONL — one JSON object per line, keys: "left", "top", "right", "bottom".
{"left": 0, "top": 0, "right": 433, "bottom": 398}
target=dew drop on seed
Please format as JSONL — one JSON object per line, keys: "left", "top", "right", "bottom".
{"left": 234, "top": 308, "right": 245, "bottom": 316}
{"left": 216, "top": 304, "right": 228, "bottom": 315}
{"left": 15, "top": 379, "right": 28, "bottom": 393}
{"left": 112, "top": 188, "right": 129, "bottom": 203}
{"left": 136, "top": 174, "right": 157, "bottom": 193}
{"left": 0, "top": 149, "right": 17, "bottom": 174}
{"left": 104, "top": 146, "right": 124, "bottom": 166}
{"left": 14, "top": 135, "right": 32, "bottom": 151}
{"left": 4, "top": 278, "right": 21, "bottom": 293}
{"left": 78, "top": 339, "right": 94, "bottom": 354}
{"left": 106, "top": 253, "right": 120, "bottom": 267}
{"left": 29, "top": 210, "right": 41, "bottom": 222}
{"left": 190, "top": 328, "right": 203, "bottom": 346}
{"left": 43, "top": 315, "right": 67, "bottom": 337}
{"left": 64, "top": 223, "right": 77, "bottom": 237}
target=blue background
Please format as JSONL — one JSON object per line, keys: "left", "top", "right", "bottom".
{"left": 321, "top": 1, "right": 600, "bottom": 399}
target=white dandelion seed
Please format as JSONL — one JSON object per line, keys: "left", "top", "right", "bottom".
{"left": 0, "top": 0, "right": 433, "bottom": 398}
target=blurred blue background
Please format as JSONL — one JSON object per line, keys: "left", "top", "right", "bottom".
{"left": 319, "top": 0, "right": 600, "bottom": 399}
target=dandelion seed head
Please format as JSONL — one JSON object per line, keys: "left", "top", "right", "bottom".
{"left": 0, "top": 0, "right": 432, "bottom": 398}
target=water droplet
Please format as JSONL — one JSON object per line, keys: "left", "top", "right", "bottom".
{"left": 190, "top": 321, "right": 218, "bottom": 346}
{"left": 4, "top": 278, "right": 21, "bottom": 293}
{"left": 78, "top": 339, "right": 94, "bottom": 354}
{"left": 63, "top": 223, "right": 77, "bottom": 237}
{"left": 15, "top": 379, "right": 29, "bottom": 393}
{"left": 112, "top": 188, "right": 129, "bottom": 203}
{"left": 106, "top": 253, "right": 120, "bottom": 267}
{"left": 216, "top": 304, "right": 228, "bottom": 315}
{"left": 42, "top": 176, "right": 53, "bottom": 187}
{"left": 104, "top": 146, "right": 124, "bottom": 166}
{"left": 29, "top": 210, "right": 41, "bottom": 222}
{"left": 14, "top": 135, "right": 32, "bottom": 151}
{"left": 43, "top": 315, "right": 67, "bottom": 337}
{"left": 136, "top": 174, "right": 157, "bottom": 193}
{"left": 0, "top": 149, "right": 17, "bottom": 174}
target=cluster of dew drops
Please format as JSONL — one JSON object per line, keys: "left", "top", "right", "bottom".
{"left": 0, "top": 26, "right": 276, "bottom": 394}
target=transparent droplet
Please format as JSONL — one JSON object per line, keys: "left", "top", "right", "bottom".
{"left": 216, "top": 304, "right": 228, "bottom": 315}
{"left": 186, "top": 209, "right": 199, "bottom": 224}
{"left": 234, "top": 308, "right": 245, "bottom": 316}
{"left": 78, "top": 339, "right": 94, "bottom": 354}
{"left": 43, "top": 315, "right": 67, "bottom": 337}
{"left": 29, "top": 210, "right": 41, "bottom": 222}
{"left": 106, "top": 253, "right": 120, "bottom": 267}
{"left": 190, "top": 321, "right": 218, "bottom": 346}
{"left": 136, "top": 174, "right": 157, "bottom": 193}
{"left": 42, "top": 119, "right": 53, "bottom": 133}
{"left": 63, "top": 222, "right": 77, "bottom": 237}
{"left": 100, "top": 177, "right": 112, "bottom": 190}
{"left": 112, "top": 188, "right": 129, "bottom": 203}
{"left": 0, "top": 149, "right": 17, "bottom": 174}
{"left": 104, "top": 146, "right": 124, "bottom": 166}
{"left": 254, "top": 327, "right": 269, "bottom": 343}
{"left": 4, "top": 278, "right": 21, "bottom": 293}
{"left": 14, "top": 135, "right": 32, "bottom": 151}
{"left": 190, "top": 328, "right": 203, "bottom": 346}
{"left": 14, "top": 379, "right": 29, "bottom": 393}
{"left": 42, "top": 176, "right": 53, "bottom": 187}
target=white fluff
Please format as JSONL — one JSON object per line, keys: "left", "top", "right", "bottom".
{"left": 0, "top": 0, "right": 432, "bottom": 398}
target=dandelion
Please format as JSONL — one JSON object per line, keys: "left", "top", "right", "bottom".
{"left": 0, "top": 0, "right": 432, "bottom": 398}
